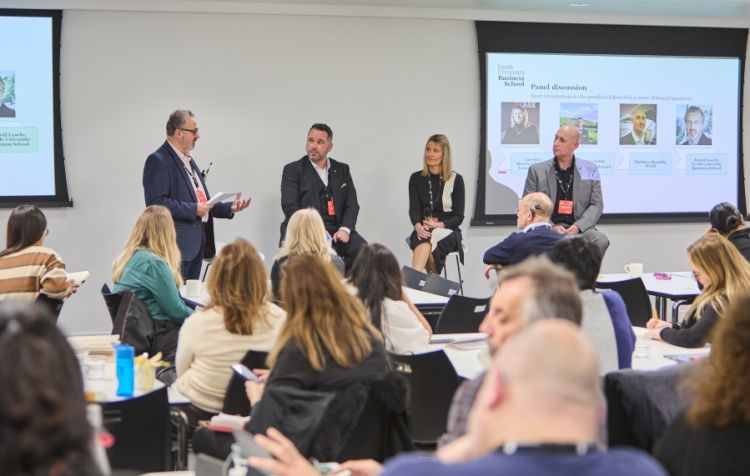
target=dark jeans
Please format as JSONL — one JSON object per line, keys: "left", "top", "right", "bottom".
{"left": 330, "top": 230, "right": 367, "bottom": 273}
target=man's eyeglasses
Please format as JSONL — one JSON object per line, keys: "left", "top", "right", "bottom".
{"left": 178, "top": 128, "right": 199, "bottom": 135}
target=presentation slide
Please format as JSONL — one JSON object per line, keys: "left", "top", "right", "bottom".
{"left": 484, "top": 52, "right": 741, "bottom": 216}
{"left": 0, "top": 11, "right": 68, "bottom": 205}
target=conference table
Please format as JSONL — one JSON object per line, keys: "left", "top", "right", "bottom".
{"left": 427, "top": 327, "right": 710, "bottom": 379}
{"left": 597, "top": 272, "right": 700, "bottom": 322}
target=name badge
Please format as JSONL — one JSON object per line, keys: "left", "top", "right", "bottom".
{"left": 327, "top": 200, "right": 336, "bottom": 216}
{"left": 196, "top": 189, "right": 208, "bottom": 203}
{"left": 558, "top": 200, "right": 573, "bottom": 215}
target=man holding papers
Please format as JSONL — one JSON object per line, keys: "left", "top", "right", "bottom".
{"left": 143, "top": 109, "right": 250, "bottom": 280}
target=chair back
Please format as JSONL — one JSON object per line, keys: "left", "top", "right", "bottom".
{"left": 401, "top": 266, "right": 428, "bottom": 290}
{"left": 101, "top": 283, "right": 122, "bottom": 323}
{"left": 34, "top": 293, "right": 64, "bottom": 322}
{"left": 422, "top": 274, "right": 460, "bottom": 298}
{"left": 434, "top": 295, "right": 490, "bottom": 333}
{"left": 388, "top": 350, "right": 464, "bottom": 444}
{"left": 111, "top": 291, "right": 154, "bottom": 357}
{"left": 221, "top": 349, "right": 269, "bottom": 415}
{"left": 101, "top": 386, "right": 171, "bottom": 472}
{"left": 596, "top": 278, "right": 652, "bottom": 327}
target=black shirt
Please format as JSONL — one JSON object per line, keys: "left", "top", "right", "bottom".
{"left": 551, "top": 157, "right": 575, "bottom": 226}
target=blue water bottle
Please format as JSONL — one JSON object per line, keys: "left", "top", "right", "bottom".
{"left": 115, "top": 344, "right": 135, "bottom": 397}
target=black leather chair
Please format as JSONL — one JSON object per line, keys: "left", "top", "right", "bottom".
{"left": 221, "top": 349, "right": 269, "bottom": 415}
{"left": 388, "top": 350, "right": 465, "bottom": 444}
{"left": 434, "top": 295, "right": 490, "bottom": 333}
{"left": 422, "top": 274, "right": 461, "bottom": 298}
{"left": 101, "top": 283, "right": 122, "bottom": 323}
{"left": 596, "top": 278, "right": 652, "bottom": 327}
{"left": 35, "top": 293, "right": 64, "bottom": 322}
{"left": 101, "top": 386, "right": 172, "bottom": 472}
{"left": 401, "top": 266, "right": 428, "bottom": 290}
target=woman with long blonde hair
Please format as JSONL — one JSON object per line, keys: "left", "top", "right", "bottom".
{"left": 112, "top": 206, "right": 193, "bottom": 376}
{"left": 646, "top": 234, "right": 750, "bottom": 347}
{"left": 246, "top": 254, "right": 388, "bottom": 405}
{"left": 270, "top": 208, "right": 344, "bottom": 301}
{"left": 173, "top": 238, "right": 286, "bottom": 424}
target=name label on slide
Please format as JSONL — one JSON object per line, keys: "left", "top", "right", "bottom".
{"left": 686, "top": 154, "right": 728, "bottom": 175}
{"left": 0, "top": 128, "right": 39, "bottom": 153}
{"left": 510, "top": 152, "right": 548, "bottom": 175}
{"left": 629, "top": 154, "right": 672, "bottom": 175}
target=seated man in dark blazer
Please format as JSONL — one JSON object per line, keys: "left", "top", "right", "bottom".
{"left": 483, "top": 192, "right": 563, "bottom": 278}
{"left": 280, "top": 123, "right": 366, "bottom": 270}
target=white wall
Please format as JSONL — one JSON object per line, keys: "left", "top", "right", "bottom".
{"left": 2, "top": 7, "right": 744, "bottom": 334}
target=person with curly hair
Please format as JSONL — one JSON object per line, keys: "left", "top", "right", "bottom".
{"left": 0, "top": 302, "right": 99, "bottom": 476}
{"left": 654, "top": 293, "right": 750, "bottom": 475}
{"left": 645, "top": 234, "right": 750, "bottom": 347}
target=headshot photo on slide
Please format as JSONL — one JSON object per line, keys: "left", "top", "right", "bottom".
{"left": 620, "top": 103, "right": 657, "bottom": 145}
{"left": 0, "top": 71, "right": 16, "bottom": 118}
{"left": 501, "top": 102, "right": 540, "bottom": 144}
{"left": 676, "top": 104, "right": 713, "bottom": 145}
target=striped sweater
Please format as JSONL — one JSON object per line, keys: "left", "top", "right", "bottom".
{"left": 0, "top": 245, "right": 68, "bottom": 301}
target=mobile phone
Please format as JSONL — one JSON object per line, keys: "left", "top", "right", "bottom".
{"left": 231, "top": 363, "right": 260, "bottom": 382}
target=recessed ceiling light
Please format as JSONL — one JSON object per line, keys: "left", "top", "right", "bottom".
{"left": 569, "top": 2, "right": 590, "bottom": 6}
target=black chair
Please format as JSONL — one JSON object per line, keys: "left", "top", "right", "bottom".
{"left": 434, "top": 295, "right": 490, "bottom": 334}
{"left": 109, "top": 290, "right": 154, "bottom": 357}
{"left": 388, "top": 350, "right": 465, "bottom": 444}
{"left": 221, "top": 349, "right": 269, "bottom": 415}
{"left": 101, "top": 283, "right": 122, "bottom": 323}
{"left": 35, "top": 293, "right": 64, "bottom": 322}
{"left": 596, "top": 278, "right": 652, "bottom": 327}
{"left": 101, "top": 386, "right": 172, "bottom": 472}
{"left": 401, "top": 266, "right": 428, "bottom": 290}
{"left": 422, "top": 274, "right": 461, "bottom": 298}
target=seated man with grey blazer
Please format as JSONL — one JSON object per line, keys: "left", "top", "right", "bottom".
{"left": 523, "top": 125, "right": 609, "bottom": 253}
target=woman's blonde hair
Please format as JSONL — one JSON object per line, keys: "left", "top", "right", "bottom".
{"left": 510, "top": 105, "right": 530, "bottom": 127}
{"left": 207, "top": 238, "right": 269, "bottom": 335}
{"left": 421, "top": 134, "right": 454, "bottom": 181}
{"left": 687, "top": 234, "right": 750, "bottom": 318}
{"left": 687, "top": 293, "right": 750, "bottom": 427}
{"left": 268, "top": 254, "right": 381, "bottom": 372}
{"left": 112, "top": 205, "right": 183, "bottom": 286}
{"left": 276, "top": 209, "right": 331, "bottom": 262}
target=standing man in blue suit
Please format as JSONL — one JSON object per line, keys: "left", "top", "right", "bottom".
{"left": 483, "top": 192, "right": 563, "bottom": 278}
{"left": 523, "top": 125, "right": 609, "bottom": 254}
{"left": 143, "top": 110, "right": 250, "bottom": 280}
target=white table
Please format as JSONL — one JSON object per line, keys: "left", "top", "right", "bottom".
{"left": 598, "top": 272, "right": 699, "bottom": 321}
{"left": 83, "top": 361, "right": 190, "bottom": 405}
{"left": 630, "top": 326, "right": 710, "bottom": 371}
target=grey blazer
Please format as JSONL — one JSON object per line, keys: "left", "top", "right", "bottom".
{"left": 523, "top": 157, "right": 603, "bottom": 232}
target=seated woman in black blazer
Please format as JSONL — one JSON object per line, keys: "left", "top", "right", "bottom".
{"left": 655, "top": 293, "right": 750, "bottom": 475}
{"left": 408, "top": 134, "right": 465, "bottom": 274}
{"left": 645, "top": 234, "right": 750, "bottom": 348}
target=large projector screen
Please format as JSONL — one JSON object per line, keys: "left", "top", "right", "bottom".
{"left": 473, "top": 22, "right": 747, "bottom": 225}
{"left": 0, "top": 9, "right": 70, "bottom": 207}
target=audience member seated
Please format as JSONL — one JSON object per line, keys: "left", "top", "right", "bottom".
{"left": 439, "top": 256, "right": 582, "bottom": 447}
{"left": 408, "top": 134, "right": 465, "bottom": 274}
{"left": 0, "top": 302, "right": 99, "bottom": 476}
{"left": 645, "top": 234, "right": 750, "bottom": 348}
{"left": 708, "top": 202, "right": 750, "bottom": 262}
{"left": 270, "top": 208, "right": 344, "bottom": 302}
{"left": 112, "top": 205, "right": 193, "bottom": 380}
{"left": 247, "top": 320, "right": 666, "bottom": 476}
{"left": 655, "top": 293, "right": 750, "bottom": 476}
{"left": 550, "top": 236, "right": 636, "bottom": 372}
{"left": 482, "top": 192, "right": 562, "bottom": 278}
{"left": 246, "top": 255, "right": 391, "bottom": 455}
{"left": 0, "top": 205, "right": 78, "bottom": 304}
{"left": 173, "top": 238, "right": 286, "bottom": 426}
{"left": 349, "top": 243, "right": 431, "bottom": 354}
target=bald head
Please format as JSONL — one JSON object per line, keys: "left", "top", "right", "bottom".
{"left": 552, "top": 125, "right": 580, "bottom": 163}
{"left": 497, "top": 319, "right": 600, "bottom": 407}
{"left": 517, "top": 192, "right": 553, "bottom": 229}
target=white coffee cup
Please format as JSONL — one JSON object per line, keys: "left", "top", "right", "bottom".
{"left": 186, "top": 279, "right": 204, "bottom": 297}
{"left": 624, "top": 263, "right": 644, "bottom": 277}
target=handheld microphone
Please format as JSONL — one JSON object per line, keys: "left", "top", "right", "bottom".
{"left": 201, "top": 162, "right": 213, "bottom": 180}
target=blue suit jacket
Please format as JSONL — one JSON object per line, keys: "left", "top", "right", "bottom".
{"left": 483, "top": 225, "right": 563, "bottom": 266}
{"left": 143, "top": 141, "right": 233, "bottom": 262}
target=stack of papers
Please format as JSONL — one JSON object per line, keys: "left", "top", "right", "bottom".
{"left": 68, "top": 334, "right": 120, "bottom": 358}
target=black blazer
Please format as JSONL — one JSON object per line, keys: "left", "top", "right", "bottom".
{"left": 280, "top": 156, "right": 360, "bottom": 240}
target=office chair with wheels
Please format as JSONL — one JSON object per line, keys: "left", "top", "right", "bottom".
{"left": 596, "top": 278, "right": 652, "bottom": 327}
{"left": 434, "top": 295, "right": 490, "bottom": 334}
{"left": 388, "top": 350, "right": 465, "bottom": 444}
